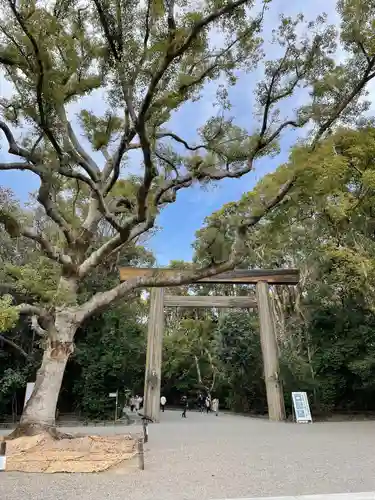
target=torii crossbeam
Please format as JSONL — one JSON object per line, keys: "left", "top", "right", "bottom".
{"left": 119, "top": 267, "right": 299, "bottom": 423}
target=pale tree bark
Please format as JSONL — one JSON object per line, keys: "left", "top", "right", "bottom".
{"left": 9, "top": 276, "right": 79, "bottom": 437}
{"left": 194, "top": 348, "right": 218, "bottom": 399}
{"left": 11, "top": 310, "right": 77, "bottom": 437}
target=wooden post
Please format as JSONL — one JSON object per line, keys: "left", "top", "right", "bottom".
{"left": 0, "top": 439, "right": 6, "bottom": 472}
{"left": 256, "top": 281, "right": 286, "bottom": 421}
{"left": 137, "top": 437, "right": 144, "bottom": 470}
{"left": 143, "top": 287, "right": 164, "bottom": 423}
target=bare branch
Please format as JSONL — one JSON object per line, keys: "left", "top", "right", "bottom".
{"left": 266, "top": 120, "right": 300, "bottom": 144}
{"left": 31, "top": 315, "right": 47, "bottom": 336}
{"left": 37, "top": 178, "right": 75, "bottom": 245}
{"left": 0, "top": 121, "right": 38, "bottom": 161}
{"left": 7, "top": 0, "right": 62, "bottom": 156}
{"left": 239, "top": 176, "right": 296, "bottom": 228}
{"left": 259, "top": 48, "right": 292, "bottom": 138}
{"left": 133, "top": 0, "right": 153, "bottom": 81}
{"left": 57, "top": 105, "right": 101, "bottom": 182}
{"left": 0, "top": 135, "right": 76, "bottom": 246}
{"left": 0, "top": 212, "right": 74, "bottom": 269}
{"left": 76, "top": 199, "right": 282, "bottom": 324}
{"left": 0, "top": 335, "right": 30, "bottom": 358}
{"left": 17, "top": 303, "right": 48, "bottom": 317}
{"left": 92, "top": 0, "right": 120, "bottom": 60}
{"left": 77, "top": 215, "right": 139, "bottom": 277}
{"left": 313, "top": 56, "right": 375, "bottom": 146}
{"left": 91, "top": 0, "right": 137, "bottom": 196}
{"left": 357, "top": 41, "right": 371, "bottom": 64}
{"left": 156, "top": 132, "right": 207, "bottom": 151}
{"left": 138, "top": 0, "right": 250, "bottom": 121}
{"left": 0, "top": 161, "right": 38, "bottom": 172}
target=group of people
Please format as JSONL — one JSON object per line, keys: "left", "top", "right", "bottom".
{"left": 197, "top": 393, "right": 219, "bottom": 416}
{"left": 159, "top": 393, "right": 220, "bottom": 418}
{"left": 129, "top": 394, "right": 143, "bottom": 412}
{"left": 128, "top": 393, "right": 219, "bottom": 418}
{"left": 180, "top": 393, "right": 219, "bottom": 418}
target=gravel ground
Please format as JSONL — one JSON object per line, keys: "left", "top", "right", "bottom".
{"left": 1, "top": 410, "right": 375, "bottom": 500}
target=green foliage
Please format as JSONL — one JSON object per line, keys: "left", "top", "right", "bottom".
{"left": 0, "top": 295, "right": 19, "bottom": 332}
{"left": 68, "top": 306, "right": 145, "bottom": 419}
{"left": 79, "top": 110, "right": 123, "bottom": 150}
{"left": 0, "top": 368, "right": 27, "bottom": 398}
{"left": 216, "top": 312, "right": 265, "bottom": 412}
{"left": 5, "top": 260, "right": 59, "bottom": 304}
{"left": 162, "top": 317, "right": 220, "bottom": 401}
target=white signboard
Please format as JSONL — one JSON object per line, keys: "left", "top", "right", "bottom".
{"left": 23, "top": 382, "right": 35, "bottom": 408}
{"left": 109, "top": 392, "right": 117, "bottom": 398}
{"left": 292, "top": 392, "right": 312, "bottom": 423}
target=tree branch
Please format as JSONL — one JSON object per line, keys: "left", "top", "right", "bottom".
{"left": 57, "top": 105, "right": 100, "bottom": 182}
{"left": 76, "top": 179, "right": 288, "bottom": 323}
{"left": 194, "top": 355, "right": 203, "bottom": 386}
{"left": 156, "top": 132, "right": 207, "bottom": 151}
{"left": 131, "top": 2, "right": 254, "bottom": 222}
{"left": 0, "top": 211, "right": 74, "bottom": 269}
{"left": 7, "top": 0, "right": 62, "bottom": 156}
{"left": 77, "top": 214, "right": 139, "bottom": 277}
{"left": 138, "top": 0, "right": 250, "bottom": 121}
{"left": 17, "top": 303, "right": 48, "bottom": 317}
{"left": 313, "top": 56, "right": 375, "bottom": 146}
{"left": 0, "top": 335, "right": 30, "bottom": 359}
{"left": 37, "top": 177, "right": 76, "bottom": 246}
{"left": 357, "top": 41, "right": 371, "bottom": 64}
{"left": 0, "top": 121, "right": 38, "bottom": 162}
{"left": 31, "top": 315, "right": 48, "bottom": 337}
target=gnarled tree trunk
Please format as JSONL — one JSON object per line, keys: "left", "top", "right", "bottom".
{"left": 10, "top": 310, "right": 77, "bottom": 438}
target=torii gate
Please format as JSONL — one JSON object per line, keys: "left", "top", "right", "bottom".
{"left": 119, "top": 268, "right": 299, "bottom": 423}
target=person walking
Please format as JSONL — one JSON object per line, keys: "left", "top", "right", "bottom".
{"left": 135, "top": 395, "right": 140, "bottom": 412}
{"left": 181, "top": 395, "right": 188, "bottom": 418}
{"left": 197, "top": 393, "right": 204, "bottom": 413}
{"left": 212, "top": 397, "right": 219, "bottom": 416}
{"left": 130, "top": 396, "right": 135, "bottom": 412}
{"left": 160, "top": 395, "right": 166, "bottom": 412}
{"left": 205, "top": 395, "right": 211, "bottom": 414}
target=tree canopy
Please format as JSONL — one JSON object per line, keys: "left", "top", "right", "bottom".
{"left": 1, "top": 0, "right": 375, "bottom": 431}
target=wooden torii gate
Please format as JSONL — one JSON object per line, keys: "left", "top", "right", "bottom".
{"left": 119, "top": 268, "right": 299, "bottom": 423}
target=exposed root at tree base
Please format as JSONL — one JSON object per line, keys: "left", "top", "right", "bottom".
{"left": 5, "top": 432, "right": 137, "bottom": 473}
{"left": 7, "top": 423, "right": 73, "bottom": 440}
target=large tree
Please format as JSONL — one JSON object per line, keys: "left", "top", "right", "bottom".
{"left": 1, "top": 0, "right": 375, "bottom": 435}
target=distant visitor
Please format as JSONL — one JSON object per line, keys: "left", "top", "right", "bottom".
{"left": 181, "top": 395, "right": 188, "bottom": 418}
{"left": 212, "top": 397, "right": 219, "bottom": 416}
{"left": 160, "top": 395, "right": 167, "bottom": 412}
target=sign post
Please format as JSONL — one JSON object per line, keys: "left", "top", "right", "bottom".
{"left": 292, "top": 392, "right": 312, "bottom": 423}
{"left": 109, "top": 391, "right": 118, "bottom": 422}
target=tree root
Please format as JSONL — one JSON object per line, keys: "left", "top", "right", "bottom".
{"left": 7, "top": 423, "right": 74, "bottom": 440}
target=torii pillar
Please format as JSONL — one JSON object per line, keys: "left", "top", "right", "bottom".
{"left": 256, "top": 281, "right": 285, "bottom": 421}
{"left": 143, "top": 288, "right": 164, "bottom": 423}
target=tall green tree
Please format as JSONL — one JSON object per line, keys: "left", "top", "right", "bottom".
{"left": 1, "top": 0, "right": 375, "bottom": 434}
{"left": 195, "top": 121, "right": 375, "bottom": 414}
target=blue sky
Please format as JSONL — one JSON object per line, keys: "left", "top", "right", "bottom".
{"left": 145, "top": 0, "right": 340, "bottom": 264}
{"left": 0, "top": 1, "right": 346, "bottom": 266}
